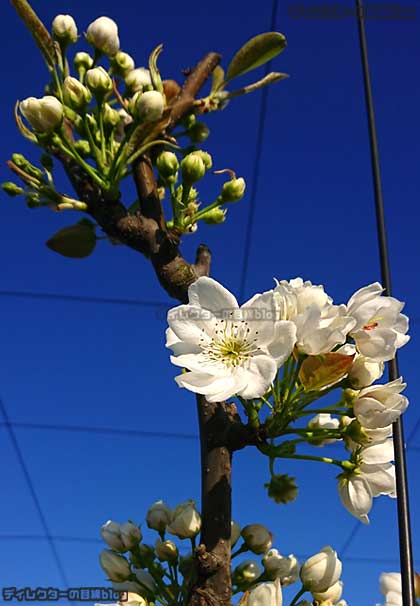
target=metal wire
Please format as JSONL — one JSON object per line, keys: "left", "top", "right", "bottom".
{"left": 355, "top": 0, "right": 415, "bottom": 603}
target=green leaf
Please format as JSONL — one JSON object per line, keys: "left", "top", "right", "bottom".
{"left": 211, "top": 66, "right": 225, "bottom": 93}
{"left": 299, "top": 353, "right": 355, "bottom": 392}
{"left": 226, "top": 32, "right": 287, "bottom": 82}
{"left": 46, "top": 221, "right": 96, "bottom": 259}
{"left": 149, "top": 43, "right": 164, "bottom": 94}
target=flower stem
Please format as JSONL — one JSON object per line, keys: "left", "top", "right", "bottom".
{"left": 290, "top": 586, "right": 306, "bottom": 606}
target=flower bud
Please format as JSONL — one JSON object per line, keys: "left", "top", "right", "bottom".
{"left": 312, "top": 580, "right": 343, "bottom": 604}
{"left": 220, "top": 177, "right": 246, "bottom": 203}
{"left": 246, "top": 580, "right": 283, "bottom": 606}
{"left": 101, "top": 520, "right": 126, "bottom": 552}
{"left": 2, "top": 182, "right": 24, "bottom": 197}
{"left": 112, "top": 51, "right": 135, "bottom": 77}
{"left": 135, "top": 91, "right": 164, "bottom": 123}
{"left": 262, "top": 550, "right": 299, "bottom": 586}
{"left": 132, "top": 569, "right": 157, "bottom": 595}
{"left": 181, "top": 153, "right": 206, "bottom": 184}
{"left": 74, "top": 52, "right": 94, "bottom": 77}
{"left": 11, "top": 153, "right": 43, "bottom": 180}
{"left": 86, "top": 16, "right": 120, "bottom": 56}
{"left": 125, "top": 68, "right": 152, "bottom": 92}
{"left": 201, "top": 207, "right": 227, "bottom": 225}
{"left": 231, "top": 520, "right": 241, "bottom": 548}
{"left": 300, "top": 546, "right": 342, "bottom": 592}
{"left": 191, "top": 150, "right": 212, "bottom": 170}
{"left": 74, "top": 140, "right": 91, "bottom": 156}
{"left": 63, "top": 77, "right": 92, "bottom": 111}
{"left": 156, "top": 151, "right": 179, "bottom": 182}
{"left": 120, "top": 522, "right": 142, "bottom": 550}
{"left": 103, "top": 104, "right": 121, "bottom": 128}
{"left": 343, "top": 418, "right": 369, "bottom": 447}
{"left": 86, "top": 67, "right": 112, "bottom": 98}
{"left": 233, "top": 560, "right": 262, "bottom": 584}
{"left": 52, "top": 14, "right": 78, "bottom": 44}
{"left": 167, "top": 500, "right": 201, "bottom": 539}
{"left": 188, "top": 121, "right": 210, "bottom": 143}
{"left": 99, "top": 550, "right": 131, "bottom": 582}
{"left": 146, "top": 500, "right": 172, "bottom": 532}
{"left": 241, "top": 524, "right": 273, "bottom": 555}
{"left": 155, "top": 539, "right": 178, "bottom": 562}
{"left": 20, "top": 96, "right": 63, "bottom": 133}
{"left": 264, "top": 474, "right": 298, "bottom": 505}
{"left": 307, "top": 413, "right": 340, "bottom": 446}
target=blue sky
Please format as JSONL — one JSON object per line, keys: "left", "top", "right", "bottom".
{"left": 0, "top": 0, "right": 419, "bottom": 605}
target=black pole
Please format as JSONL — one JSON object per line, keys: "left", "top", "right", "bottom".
{"left": 355, "top": 1, "right": 416, "bottom": 604}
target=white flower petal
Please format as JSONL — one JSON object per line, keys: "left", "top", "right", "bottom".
{"left": 362, "top": 439, "right": 394, "bottom": 464}
{"left": 361, "top": 463, "right": 396, "bottom": 497}
{"left": 266, "top": 321, "right": 296, "bottom": 367}
{"left": 167, "top": 304, "right": 216, "bottom": 344}
{"left": 188, "top": 277, "right": 239, "bottom": 313}
{"left": 236, "top": 355, "right": 278, "bottom": 399}
{"left": 338, "top": 475, "right": 372, "bottom": 523}
{"left": 175, "top": 371, "right": 239, "bottom": 401}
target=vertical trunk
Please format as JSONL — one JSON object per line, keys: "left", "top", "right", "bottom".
{"left": 190, "top": 395, "right": 232, "bottom": 606}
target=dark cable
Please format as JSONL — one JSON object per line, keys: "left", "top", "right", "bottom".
{"left": 355, "top": 1, "right": 415, "bottom": 603}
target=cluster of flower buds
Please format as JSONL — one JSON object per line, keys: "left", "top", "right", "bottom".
{"left": 166, "top": 276, "right": 410, "bottom": 523}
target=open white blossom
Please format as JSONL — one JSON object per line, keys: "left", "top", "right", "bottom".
{"left": 273, "top": 278, "right": 355, "bottom": 355}
{"left": 380, "top": 573, "right": 402, "bottom": 606}
{"left": 338, "top": 439, "right": 396, "bottom": 523}
{"left": 308, "top": 413, "right": 340, "bottom": 446}
{"left": 167, "top": 277, "right": 296, "bottom": 402}
{"left": 347, "top": 282, "right": 409, "bottom": 362}
{"left": 353, "top": 378, "right": 408, "bottom": 429}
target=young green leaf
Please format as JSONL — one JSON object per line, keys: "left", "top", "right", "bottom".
{"left": 46, "top": 221, "right": 96, "bottom": 258}
{"left": 224, "top": 72, "right": 288, "bottom": 99}
{"left": 226, "top": 32, "right": 286, "bottom": 82}
{"left": 211, "top": 66, "right": 225, "bottom": 93}
{"left": 299, "top": 353, "right": 355, "bottom": 392}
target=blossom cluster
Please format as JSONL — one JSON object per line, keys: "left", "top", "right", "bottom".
{"left": 166, "top": 276, "right": 410, "bottom": 523}
{"left": 98, "top": 501, "right": 347, "bottom": 606}
{"left": 379, "top": 571, "right": 420, "bottom": 606}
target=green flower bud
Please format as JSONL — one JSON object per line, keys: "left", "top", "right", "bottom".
{"left": 232, "top": 560, "right": 262, "bottom": 585}
{"left": 135, "top": 91, "right": 164, "bottom": 123}
{"left": 125, "top": 68, "right": 152, "bottom": 93}
{"left": 264, "top": 473, "right": 298, "bottom": 504}
{"left": 11, "top": 154, "right": 43, "bottom": 180}
{"left": 155, "top": 539, "right": 178, "bottom": 563}
{"left": 74, "top": 52, "right": 93, "bottom": 79}
{"left": 2, "top": 182, "right": 24, "bottom": 197}
{"left": 188, "top": 121, "right": 210, "bottom": 143}
{"left": 20, "top": 96, "right": 63, "bottom": 133}
{"left": 201, "top": 207, "right": 226, "bottom": 225}
{"left": 85, "top": 67, "right": 112, "bottom": 97}
{"left": 63, "top": 76, "right": 92, "bottom": 111}
{"left": 241, "top": 524, "right": 273, "bottom": 554}
{"left": 99, "top": 550, "right": 131, "bottom": 582}
{"left": 156, "top": 151, "right": 179, "bottom": 181}
{"left": 343, "top": 418, "right": 370, "bottom": 446}
{"left": 191, "top": 150, "right": 212, "bottom": 170}
{"left": 342, "top": 388, "right": 359, "bottom": 406}
{"left": 74, "top": 140, "right": 91, "bottom": 157}
{"left": 181, "top": 153, "right": 206, "bottom": 184}
{"left": 103, "top": 104, "right": 121, "bottom": 128}
{"left": 52, "top": 14, "right": 78, "bottom": 44}
{"left": 111, "top": 51, "right": 135, "bottom": 77}
{"left": 220, "top": 177, "right": 246, "bottom": 203}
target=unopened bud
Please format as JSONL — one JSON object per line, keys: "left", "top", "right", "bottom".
{"left": 342, "top": 388, "right": 359, "bottom": 406}
{"left": 99, "top": 550, "right": 131, "bottom": 582}
{"left": 52, "top": 14, "right": 78, "bottom": 44}
{"left": 146, "top": 500, "right": 172, "bottom": 532}
{"left": 125, "top": 68, "right": 152, "bottom": 93}
{"left": 85, "top": 67, "right": 112, "bottom": 97}
{"left": 63, "top": 76, "right": 92, "bottom": 111}
{"left": 111, "top": 51, "right": 135, "bottom": 77}
{"left": 155, "top": 539, "right": 178, "bottom": 562}
{"left": 312, "top": 580, "right": 343, "bottom": 604}
{"left": 233, "top": 560, "right": 262, "bottom": 585}
{"left": 188, "top": 121, "right": 210, "bottom": 143}
{"left": 74, "top": 52, "right": 94, "bottom": 78}
{"left": 191, "top": 150, "right": 212, "bottom": 170}
{"left": 181, "top": 153, "right": 206, "bottom": 184}
{"left": 343, "top": 418, "right": 369, "bottom": 446}
{"left": 20, "top": 96, "right": 63, "bottom": 133}
{"left": 167, "top": 500, "right": 201, "bottom": 539}
{"left": 74, "top": 140, "right": 91, "bottom": 156}
{"left": 201, "top": 207, "right": 226, "bottom": 225}
{"left": 86, "top": 16, "right": 120, "bottom": 56}
{"left": 156, "top": 151, "right": 179, "bottom": 182}
{"left": 11, "top": 154, "right": 43, "bottom": 180}
{"left": 103, "top": 104, "right": 121, "bottom": 128}
{"left": 231, "top": 520, "right": 241, "bottom": 548}
{"left": 135, "top": 91, "right": 164, "bottom": 123}
{"left": 220, "top": 177, "right": 246, "bottom": 203}
{"left": 2, "top": 182, "right": 24, "bottom": 197}
{"left": 241, "top": 524, "right": 273, "bottom": 555}
{"left": 120, "top": 522, "right": 142, "bottom": 550}
{"left": 264, "top": 473, "right": 298, "bottom": 505}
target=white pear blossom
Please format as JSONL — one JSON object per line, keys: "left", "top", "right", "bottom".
{"left": 101, "top": 520, "right": 126, "bottom": 552}
{"left": 52, "top": 14, "right": 78, "bottom": 44}
{"left": 99, "top": 550, "right": 131, "bottom": 582}
{"left": 262, "top": 549, "right": 299, "bottom": 585}
{"left": 20, "top": 96, "right": 63, "bottom": 133}
{"left": 353, "top": 378, "right": 408, "bottom": 429}
{"left": 380, "top": 573, "right": 402, "bottom": 606}
{"left": 338, "top": 439, "right": 396, "bottom": 523}
{"left": 135, "top": 91, "right": 164, "bottom": 123}
{"left": 337, "top": 343, "right": 384, "bottom": 388}
{"left": 245, "top": 580, "right": 283, "bottom": 606}
{"left": 300, "top": 546, "right": 342, "bottom": 592}
{"left": 146, "top": 500, "right": 172, "bottom": 532}
{"left": 166, "top": 500, "right": 201, "bottom": 539}
{"left": 125, "top": 67, "right": 152, "bottom": 92}
{"left": 347, "top": 282, "right": 409, "bottom": 362}
{"left": 308, "top": 413, "right": 340, "bottom": 446}
{"left": 167, "top": 277, "right": 296, "bottom": 402}
{"left": 86, "top": 16, "right": 120, "bottom": 56}
{"left": 273, "top": 278, "right": 355, "bottom": 355}
{"left": 312, "top": 580, "right": 343, "bottom": 604}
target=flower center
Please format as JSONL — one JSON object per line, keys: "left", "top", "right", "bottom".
{"left": 363, "top": 321, "right": 379, "bottom": 331}
{"left": 200, "top": 319, "right": 260, "bottom": 369}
